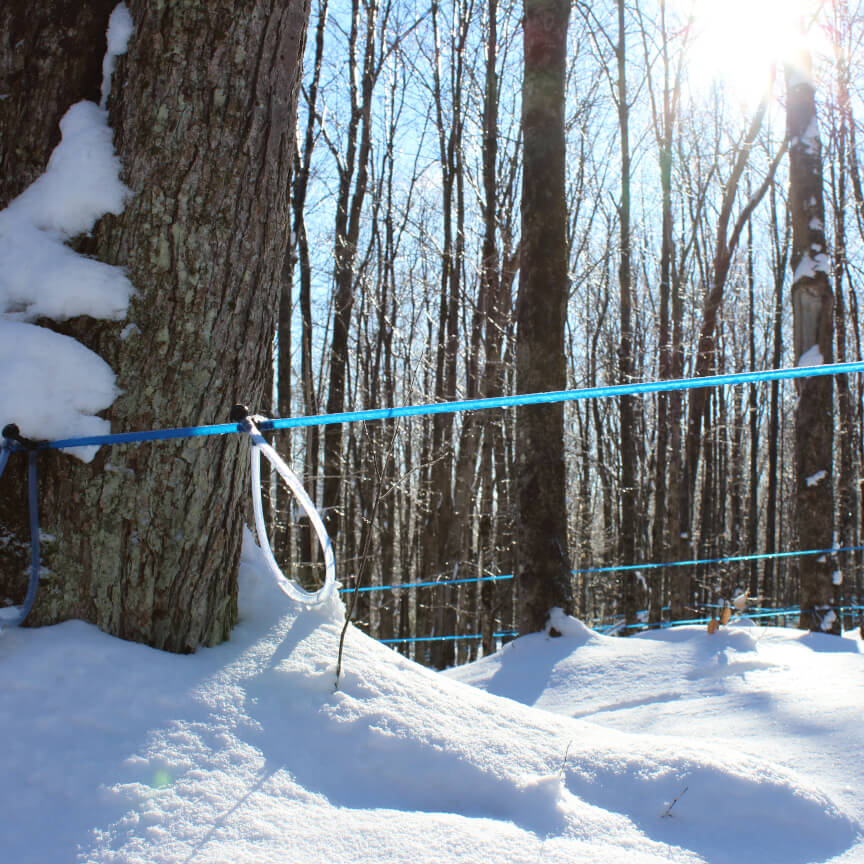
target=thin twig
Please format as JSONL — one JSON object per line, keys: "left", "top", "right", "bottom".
{"left": 334, "top": 419, "right": 400, "bottom": 689}
{"left": 662, "top": 784, "right": 688, "bottom": 818}
{"left": 558, "top": 740, "right": 572, "bottom": 779}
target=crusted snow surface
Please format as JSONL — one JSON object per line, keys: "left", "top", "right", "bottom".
{"left": 449, "top": 612, "right": 864, "bottom": 864}
{"left": 0, "top": 532, "right": 862, "bottom": 864}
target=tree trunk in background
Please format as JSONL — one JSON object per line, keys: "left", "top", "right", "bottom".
{"left": 830, "top": 19, "right": 855, "bottom": 616}
{"left": 747, "top": 216, "right": 760, "bottom": 597}
{"left": 515, "top": 0, "right": 572, "bottom": 635}
{"left": 615, "top": 0, "right": 641, "bottom": 629}
{"left": 322, "top": 0, "right": 379, "bottom": 545}
{"left": 785, "top": 52, "right": 837, "bottom": 634}
{"left": 5, "top": 0, "right": 309, "bottom": 652}
{"left": 282, "top": 0, "right": 329, "bottom": 570}
{"left": 764, "top": 182, "right": 789, "bottom": 601}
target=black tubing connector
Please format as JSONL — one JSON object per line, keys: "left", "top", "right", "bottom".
{"left": 2, "top": 424, "right": 44, "bottom": 450}
{"left": 229, "top": 404, "right": 250, "bottom": 424}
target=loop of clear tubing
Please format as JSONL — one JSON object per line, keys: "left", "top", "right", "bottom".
{"left": 244, "top": 419, "right": 336, "bottom": 606}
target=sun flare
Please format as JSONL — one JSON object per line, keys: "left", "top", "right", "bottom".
{"left": 671, "top": 0, "right": 830, "bottom": 106}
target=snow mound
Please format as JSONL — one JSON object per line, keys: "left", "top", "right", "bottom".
{"left": 1, "top": 538, "right": 861, "bottom": 863}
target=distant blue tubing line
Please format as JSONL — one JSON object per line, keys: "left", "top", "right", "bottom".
{"left": 572, "top": 544, "right": 864, "bottom": 575}
{"left": 16, "top": 359, "right": 864, "bottom": 452}
{"left": 348, "top": 545, "right": 864, "bottom": 595}
{"left": 616, "top": 605, "right": 864, "bottom": 631}
{"left": 339, "top": 573, "right": 513, "bottom": 594}
{"left": 381, "top": 604, "right": 864, "bottom": 643}
{"left": 380, "top": 630, "right": 518, "bottom": 645}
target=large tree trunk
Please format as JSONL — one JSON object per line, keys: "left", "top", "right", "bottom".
{"left": 3, "top": 0, "right": 309, "bottom": 652}
{"left": 515, "top": 0, "right": 572, "bottom": 635}
{"left": 785, "top": 52, "right": 837, "bottom": 633}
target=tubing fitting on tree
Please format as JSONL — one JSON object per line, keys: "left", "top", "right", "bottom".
{"left": 229, "top": 404, "right": 250, "bottom": 424}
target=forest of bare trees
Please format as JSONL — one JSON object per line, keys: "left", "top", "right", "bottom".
{"left": 269, "top": 0, "right": 864, "bottom": 665}
{"left": 2, "top": 0, "right": 863, "bottom": 664}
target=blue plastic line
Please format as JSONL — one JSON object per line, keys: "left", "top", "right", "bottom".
{"left": 38, "top": 421, "right": 241, "bottom": 452}
{"left": 343, "top": 545, "right": 864, "bottom": 597}
{"left": 256, "top": 361, "right": 864, "bottom": 432}
{"left": 618, "top": 605, "right": 864, "bottom": 630}
{"left": 13, "top": 359, "right": 864, "bottom": 452}
{"left": 414, "top": 605, "right": 864, "bottom": 642}
{"left": 379, "top": 630, "right": 518, "bottom": 645}
{"left": 2, "top": 452, "right": 41, "bottom": 629}
{"left": 339, "top": 573, "right": 513, "bottom": 594}
{"left": 572, "top": 544, "right": 864, "bottom": 575}
{"left": 19, "top": 451, "right": 41, "bottom": 625}
{"left": 0, "top": 442, "right": 9, "bottom": 480}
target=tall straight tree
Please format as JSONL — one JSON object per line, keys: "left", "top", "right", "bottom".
{"left": 615, "top": 0, "right": 639, "bottom": 627}
{"left": 515, "top": 0, "right": 572, "bottom": 634}
{"left": 1, "top": 0, "right": 309, "bottom": 652}
{"left": 785, "top": 46, "right": 838, "bottom": 633}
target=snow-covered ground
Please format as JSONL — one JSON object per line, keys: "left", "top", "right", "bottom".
{"left": 1, "top": 530, "right": 861, "bottom": 864}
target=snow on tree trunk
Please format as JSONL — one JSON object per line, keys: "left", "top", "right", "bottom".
{"left": 2, "top": 0, "right": 309, "bottom": 652}
{"left": 0, "top": 1, "right": 121, "bottom": 597}
{"left": 515, "top": 0, "right": 573, "bottom": 635}
{"left": 785, "top": 49, "right": 838, "bottom": 634}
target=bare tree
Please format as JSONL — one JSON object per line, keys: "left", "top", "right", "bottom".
{"left": 515, "top": 0, "right": 573, "bottom": 634}
{"left": 785, "top": 47, "right": 837, "bottom": 633}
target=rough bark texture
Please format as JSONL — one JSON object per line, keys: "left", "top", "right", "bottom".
{"left": 785, "top": 55, "right": 837, "bottom": 633}
{"left": 2, "top": 0, "right": 309, "bottom": 652}
{"left": 515, "top": 0, "right": 572, "bottom": 635}
{"left": 0, "top": 1, "right": 118, "bottom": 204}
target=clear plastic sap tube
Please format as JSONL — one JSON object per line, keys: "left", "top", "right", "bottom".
{"left": 246, "top": 421, "right": 336, "bottom": 606}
